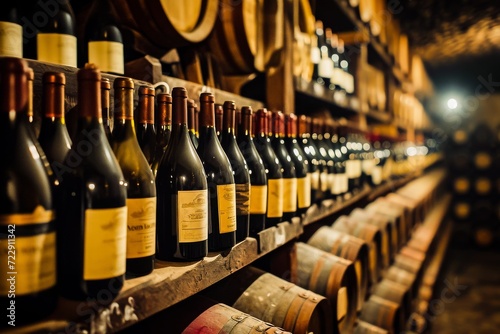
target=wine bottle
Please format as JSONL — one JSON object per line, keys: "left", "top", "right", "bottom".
{"left": 220, "top": 101, "right": 251, "bottom": 242}
{"left": 329, "top": 123, "right": 349, "bottom": 198}
{"left": 215, "top": 103, "right": 223, "bottom": 140}
{"left": 25, "top": 67, "right": 39, "bottom": 137}
{"left": 284, "top": 113, "right": 311, "bottom": 216}
{"left": 0, "top": 4, "right": 22, "bottom": 58}
{"left": 188, "top": 98, "right": 199, "bottom": 148}
{"left": 0, "top": 57, "right": 57, "bottom": 327}
{"left": 237, "top": 106, "right": 267, "bottom": 237}
{"left": 270, "top": 111, "right": 297, "bottom": 222}
{"left": 56, "top": 64, "right": 127, "bottom": 303}
{"left": 155, "top": 87, "right": 208, "bottom": 261}
{"left": 345, "top": 129, "right": 362, "bottom": 192}
{"left": 111, "top": 77, "right": 156, "bottom": 278}
{"left": 151, "top": 93, "right": 172, "bottom": 177}
{"left": 297, "top": 114, "right": 321, "bottom": 204}
{"left": 37, "top": 71, "right": 72, "bottom": 169}
{"left": 102, "top": 77, "right": 113, "bottom": 144}
{"left": 135, "top": 85, "right": 156, "bottom": 166}
{"left": 361, "top": 134, "right": 376, "bottom": 186}
{"left": 24, "top": 0, "right": 77, "bottom": 67}
{"left": 253, "top": 108, "right": 284, "bottom": 227}
{"left": 196, "top": 93, "right": 237, "bottom": 251}
{"left": 311, "top": 117, "right": 331, "bottom": 199}
{"left": 82, "top": 0, "right": 124, "bottom": 74}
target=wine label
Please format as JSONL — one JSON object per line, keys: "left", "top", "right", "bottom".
{"left": 297, "top": 175, "right": 311, "bottom": 208}
{"left": 88, "top": 41, "right": 124, "bottom": 74}
{"left": 330, "top": 67, "right": 345, "bottom": 87}
{"left": 328, "top": 173, "right": 335, "bottom": 194}
{"left": 310, "top": 171, "right": 320, "bottom": 190}
{"left": 217, "top": 184, "right": 237, "bottom": 234}
{"left": 362, "top": 159, "right": 375, "bottom": 175}
{"left": 37, "top": 33, "right": 77, "bottom": 67}
{"left": 346, "top": 159, "right": 362, "bottom": 178}
{"left": 345, "top": 73, "right": 355, "bottom": 94}
{"left": 341, "top": 173, "right": 349, "bottom": 193}
{"left": 267, "top": 178, "right": 284, "bottom": 218}
{"left": 0, "top": 206, "right": 55, "bottom": 226}
{"left": 337, "top": 286, "right": 348, "bottom": 321}
{"left": 235, "top": 183, "right": 250, "bottom": 216}
{"left": 475, "top": 178, "right": 491, "bottom": 195}
{"left": 250, "top": 185, "right": 267, "bottom": 214}
{"left": 318, "top": 58, "right": 333, "bottom": 78}
{"left": 454, "top": 177, "right": 469, "bottom": 193}
{"left": 177, "top": 189, "right": 208, "bottom": 243}
{"left": 126, "top": 197, "right": 156, "bottom": 259}
{"left": 282, "top": 178, "right": 297, "bottom": 213}
{"left": 0, "top": 21, "right": 22, "bottom": 58}
{"left": 310, "top": 46, "right": 321, "bottom": 64}
{"left": 474, "top": 152, "right": 492, "bottom": 169}
{"left": 320, "top": 170, "right": 329, "bottom": 192}
{"left": 371, "top": 166, "right": 383, "bottom": 185}
{"left": 0, "top": 232, "right": 56, "bottom": 296}
{"left": 84, "top": 207, "right": 127, "bottom": 280}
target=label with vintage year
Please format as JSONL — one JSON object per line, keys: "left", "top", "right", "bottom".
{"left": 37, "top": 33, "right": 77, "bottom": 67}
{"left": 126, "top": 197, "right": 156, "bottom": 258}
{"left": 84, "top": 207, "right": 127, "bottom": 280}
{"left": 297, "top": 175, "right": 311, "bottom": 208}
{"left": 217, "top": 184, "right": 237, "bottom": 234}
{"left": 0, "top": 21, "right": 22, "bottom": 57}
{"left": 177, "top": 189, "right": 208, "bottom": 243}
{"left": 267, "top": 179, "right": 283, "bottom": 218}
{"left": 88, "top": 41, "right": 124, "bottom": 74}
{"left": 250, "top": 185, "right": 267, "bottom": 214}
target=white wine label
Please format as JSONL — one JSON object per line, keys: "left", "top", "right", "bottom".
{"left": 126, "top": 197, "right": 156, "bottom": 259}
{"left": 371, "top": 166, "right": 383, "bottom": 185}
{"left": 267, "top": 179, "right": 284, "bottom": 218}
{"left": 337, "top": 286, "right": 348, "bottom": 321}
{"left": 318, "top": 58, "right": 333, "bottom": 78}
{"left": 475, "top": 178, "right": 491, "bottom": 195}
{"left": 0, "top": 232, "right": 56, "bottom": 296}
{"left": 88, "top": 41, "right": 124, "bottom": 74}
{"left": 0, "top": 21, "right": 22, "bottom": 58}
{"left": 217, "top": 184, "right": 237, "bottom": 234}
{"left": 282, "top": 178, "right": 298, "bottom": 213}
{"left": 362, "top": 159, "right": 375, "bottom": 175}
{"left": 474, "top": 152, "right": 492, "bottom": 169}
{"left": 250, "top": 185, "right": 267, "bottom": 214}
{"left": 320, "top": 170, "right": 329, "bottom": 192}
{"left": 177, "top": 189, "right": 208, "bottom": 243}
{"left": 310, "top": 171, "right": 320, "bottom": 190}
{"left": 37, "top": 33, "right": 77, "bottom": 67}
{"left": 235, "top": 183, "right": 250, "bottom": 216}
{"left": 346, "top": 159, "right": 362, "bottom": 178}
{"left": 454, "top": 177, "right": 469, "bottom": 193}
{"left": 330, "top": 67, "right": 345, "bottom": 87}
{"left": 84, "top": 207, "right": 127, "bottom": 280}
{"left": 297, "top": 175, "right": 311, "bottom": 208}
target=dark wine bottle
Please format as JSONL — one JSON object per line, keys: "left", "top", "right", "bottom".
{"left": 284, "top": 113, "right": 311, "bottom": 216}
{"left": 311, "top": 117, "right": 335, "bottom": 199}
{"left": 270, "top": 111, "right": 297, "bottom": 222}
{"left": 196, "top": 93, "right": 237, "bottom": 251}
{"left": 82, "top": 0, "right": 124, "bottom": 74}
{"left": 328, "top": 123, "right": 349, "bottom": 198}
{"left": 38, "top": 71, "right": 72, "bottom": 170}
{"left": 297, "top": 115, "right": 321, "bottom": 204}
{"left": 188, "top": 98, "right": 199, "bottom": 148}
{"left": 24, "top": 0, "right": 77, "bottom": 67}
{"left": 0, "top": 57, "right": 58, "bottom": 327}
{"left": 111, "top": 77, "right": 156, "bottom": 278}
{"left": 26, "top": 67, "right": 39, "bottom": 137}
{"left": 135, "top": 85, "right": 157, "bottom": 166}
{"left": 0, "top": 4, "right": 22, "bottom": 58}
{"left": 102, "top": 77, "right": 113, "bottom": 144}
{"left": 345, "top": 129, "right": 362, "bottom": 192}
{"left": 56, "top": 64, "right": 127, "bottom": 303}
{"left": 151, "top": 93, "right": 172, "bottom": 177}
{"left": 253, "top": 108, "right": 283, "bottom": 227}
{"left": 237, "top": 106, "right": 267, "bottom": 237}
{"left": 155, "top": 87, "right": 208, "bottom": 261}
{"left": 220, "top": 101, "right": 251, "bottom": 242}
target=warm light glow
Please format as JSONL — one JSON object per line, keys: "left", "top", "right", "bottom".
{"left": 447, "top": 98, "right": 458, "bottom": 110}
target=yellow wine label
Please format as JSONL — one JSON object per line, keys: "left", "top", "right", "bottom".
{"left": 84, "top": 207, "right": 127, "bottom": 280}
{"left": 250, "top": 185, "right": 267, "bottom": 214}
{"left": 475, "top": 178, "right": 491, "bottom": 194}
{"left": 297, "top": 176, "right": 311, "bottom": 208}
{"left": 267, "top": 178, "right": 283, "bottom": 218}
{"left": 337, "top": 286, "right": 348, "bottom": 321}
{"left": 235, "top": 183, "right": 250, "bottom": 216}
{"left": 320, "top": 170, "right": 329, "bottom": 192}
{"left": 346, "top": 160, "right": 362, "bottom": 178}
{"left": 310, "top": 171, "right": 320, "bottom": 190}
{"left": 282, "top": 178, "right": 297, "bottom": 213}
{"left": 454, "top": 202, "right": 470, "bottom": 218}
{"left": 88, "top": 41, "right": 124, "bottom": 74}
{"left": 177, "top": 189, "right": 208, "bottom": 243}
{"left": 474, "top": 152, "right": 492, "bottom": 169}
{"left": 126, "top": 198, "right": 156, "bottom": 259}
{"left": 217, "top": 184, "right": 237, "bottom": 234}
{"left": 371, "top": 166, "right": 383, "bottom": 185}
{"left": 362, "top": 159, "right": 375, "bottom": 175}
{"left": 0, "top": 206, "right": 55, "bottom": 226}
{"left": 328, "top": 173, "right": 335, "bottom": 193}
{"left": 37, "top": 33, "right": 77, "bottom": 67}
{"left": 0, "top": 232, "right": 56, "bottom": 296}
{"left": 454, "top": 177, "right": 469, "bottom": 193}
{"left": 0, "top": 21, "right": 22, "bottom": 58}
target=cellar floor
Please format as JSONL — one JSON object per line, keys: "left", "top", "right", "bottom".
{"left": 427, "top": 245, "right": 500, "bottom": 334}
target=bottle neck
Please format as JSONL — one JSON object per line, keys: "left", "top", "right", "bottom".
{"left": 113, "top": 87, "right": 136, "bottom": 137}
{"left": 42, "top": 82, "right": 65, "bottom": 119}
{"left": 78, "top": 78, "right": 101, "bottom": 119}
{"left": 138, "top": 94, "right": 154, "bottom": 125}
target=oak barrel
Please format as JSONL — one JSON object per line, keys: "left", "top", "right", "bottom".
{"left": 359, "top": 295, "right": 406, "bottom": 334}
{"left": 232, "top": 268, "right": 334, "bottom": 334}
{"left": 385, "top": 266, "right": 418, "bottom": 306}
{"left": 294, "top": 242, "right": 358, "bottom": 334}
{"left": 183, "top": 303, "right": 291, "bottom": 334}
{"left": 384, "top": 193, "right": 420, "bottom": 228}
{"left": 307, "top": 226, "right": 370, "bottom": 312}
{"left": 354, "top": 320, "right": 389, "bottom": 334}
{"left": 367, "top": 199, "right": 408, "bottom": 246}
{"left": 331, "top": 215, "right": 384, "bottom": 284}
{"left": 371, "top": 278, "right": 413, "bottom": 324}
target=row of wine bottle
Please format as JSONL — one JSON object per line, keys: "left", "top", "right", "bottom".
{"left": 0, "top": 56, "right": 393, "bottom": 327}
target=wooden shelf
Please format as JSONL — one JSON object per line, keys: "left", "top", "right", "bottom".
{"left": 365, "top": 109, "right": 393, "bottom": 124}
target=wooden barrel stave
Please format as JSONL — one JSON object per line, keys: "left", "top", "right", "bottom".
{"left": 371, "top": 279, "right": 413, "bottom": 324}
{"left": 354, "top": 320, "right": 389, "bottom": 334}
{"left": 359, "top": 295, "right": 405, "bottom": 334}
